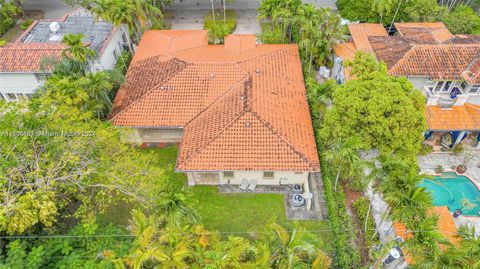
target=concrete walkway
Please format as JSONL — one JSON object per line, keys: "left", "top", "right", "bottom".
{"left": 22, "top": 0, "right": 74, "bottom": 20}
{"left": 169, "top": 9, "right": 205, "bottom": 30}
{"left": 233, "top": 9, "right": 260, "bottom": 34}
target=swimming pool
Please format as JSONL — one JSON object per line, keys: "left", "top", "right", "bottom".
{"left": 419, "top": 173, "right": 480, "bottom": 216}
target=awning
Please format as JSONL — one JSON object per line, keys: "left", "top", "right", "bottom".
{"left": 425, "top": 104, "right": 480, "bottom": 131}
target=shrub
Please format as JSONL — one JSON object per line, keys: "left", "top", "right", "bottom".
{"left": 0, "top": 39, "right": 6, "bottom": 47}
{"left": 114, "top": 51, "right": 132, "bottom": 74}
{"left": 0, "top": 1, "right": 22, "bottom": 36}
{"left": 452, "top": 143, "right": 464, "bottom": 154}
{"left": 204, "top": 9, "right": 236, "bottom": 44}
{"left": 258, "top": 24, "right": 286, "bottom": 44}
{"left": 320, "top": 150, "right": 361, "bottom": 268}
{"left": 352, "top": 197, "right": 380, "bottom": 253}
{"left": 20, "top": 19, "right": 34, "bottom": 30}
{"left": 419, "top": 143, "right": 433, "bottom": 155}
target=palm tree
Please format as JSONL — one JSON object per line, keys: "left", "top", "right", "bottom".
{"left": 268, "top": 223, "right": 331, "bottom": 269}
{"left": 372, "top": 0, "right": 395, "bottom": 23}
{"left": 154, "top": 184, "right": 198, "bottom": 227}
{"left": 61, "top": 33, "right": 96, "bottom": 63}
{"left": 384, "top": 186, "right": 432, "bottom": 226}
{"left": 456, "top": 225, "right": 480, "bottom": 268}
{"left": 324, "top": 136, "right": 365, "bottom": 191}
{"left": 91, "top": 0, "right": 139, "bottom": 46}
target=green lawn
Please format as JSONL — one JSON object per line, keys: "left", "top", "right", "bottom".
{"left": 100, "top": 145, "right": 330, "bottom": 247}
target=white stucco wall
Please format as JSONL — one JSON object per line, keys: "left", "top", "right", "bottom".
{"left": 96, "top": 25, "right": 130, "bottom": 71}
{"left": 0, "top": 73, "right": 42, "bottom": 101}
{"left": 188, "top": 170, "right": 309, "bottom": 186}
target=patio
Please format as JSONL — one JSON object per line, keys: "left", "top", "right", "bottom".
{"left": 218, "top": 172, "right": 327, "bottom": 221}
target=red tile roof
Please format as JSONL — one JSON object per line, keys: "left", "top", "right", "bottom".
{"left": 425, "top": 104, "right": 480, "bottom": 131}
{"left": 110, "top": 30, "right": 320, "bottom": 172}
{"left": 337, "top": 23, "right": 480, "bottom": 84}
{"left": 393, "top": 206, "right": 459, "bottom": 264}
{"left": 0, "top": 43, "right": 64, "bottom": 72}
{"left": 348, "top": 23, "right": 388, "bottom": 53}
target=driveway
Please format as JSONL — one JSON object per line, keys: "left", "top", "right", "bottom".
{"left": 169, "top": 9, "right": 205, "bottom": 30}
{"left": 22, "top": 0, "right": 74, "bottom": 20}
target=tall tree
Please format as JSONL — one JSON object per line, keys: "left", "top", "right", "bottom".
{"left": 61, "top": 33, "right": 96, "bottom": 63}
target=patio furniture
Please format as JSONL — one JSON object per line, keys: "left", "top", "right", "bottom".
{"left": 239, "top": 179, "right": 249, "bottom": 190}
{"left": 247, "top": 179, "right": 257, "bottom": 191}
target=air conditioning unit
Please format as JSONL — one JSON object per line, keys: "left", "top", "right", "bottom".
{"left": 49, "top": 22, "right": 60, "bottom": 33}
{"left": 292, "top": 194, "right": 305, "bottom": 207}
{"left": 293, "top": 184, "right": 303, "bottom": 194}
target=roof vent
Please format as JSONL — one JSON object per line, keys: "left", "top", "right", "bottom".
{"left": 210, "top": 73, "right": 215, "bottom": 78}
{"left": 255, "top": 68, "right": 260, "bottom": 74}
{"left": 49, "top": 22, "right": 60, "bottom": 33}
{"left": 245, "top": 122, "right": 251, "bottom": 127}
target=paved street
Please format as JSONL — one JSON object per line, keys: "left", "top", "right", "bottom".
{"left": 168, "top": 0, "right": 336, "bottom": 10}
{"left": 22, "top": 0, "right": 74, "bottom": 19}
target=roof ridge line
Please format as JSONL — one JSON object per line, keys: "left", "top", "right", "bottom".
{"left": 461, "top": 50, "right": 480, "bottom": 80}
{"left": 109, "top": 57, "right": 189, "bottom": 120}
{"left": 176, "top": 109, "right": 248, "bottom": 169}
{"left": 250, "top": 110, "right": 319, "bottom": 170}
{"left": 183, "top": 74, "right": 250, "bottom": 126}
{"left": 235, "top": 47, "right": 291, "bottom": 64}
{"left": 388, "top": 45, "right": 416, "bottom": 73}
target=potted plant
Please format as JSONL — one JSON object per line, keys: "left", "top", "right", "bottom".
{"left": 456, "top": 164, "right": 467, "bottom": 174}
{"left": 434, "top": 165, "right": 444, "bottom": 174}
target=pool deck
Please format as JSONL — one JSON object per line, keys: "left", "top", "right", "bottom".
{"left": 418, "top": 151, "right": 480, "bottom": 191}
{"left": 418, "top": 151, "right": 480, "bottom": 235}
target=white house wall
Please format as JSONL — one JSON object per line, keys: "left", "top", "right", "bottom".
{"left": 188, "top": 171, "right": 308, "bottom": 186}
{"left": 0, "top": 73, "right": 40, "bottom": 100}
{"left": 97, "top": 25, "right": 129, "bottom": 71}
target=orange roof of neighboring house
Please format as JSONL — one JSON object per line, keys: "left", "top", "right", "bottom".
{"left": 395, "top": 22, "right": 454, "bottom": 44}
{"left": 110, "top": 30, "right": 320, "bottom": 172}
{"left": 348, "top": 23, "right": 388, "bottom": 53}
{"left": 0, "top": 43, "right": 64, "bottom": 72}
{"left": 425, "top": 104, "right": 480, "bottom": 131}
{"left": 336, "top": 23, "right": 480, "bottom": 84}
{"left": 393, "top": 206, "right": 459, "bottom": 265}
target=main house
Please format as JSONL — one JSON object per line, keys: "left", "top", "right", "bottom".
{"left": 0, "top": 7, "right": 130, "bottom": 102}
{"left": 109, "top": 30, "right": 320, "bottom": 186}
{"left": 332, "top": 22, "right": 480, "bottom": 148}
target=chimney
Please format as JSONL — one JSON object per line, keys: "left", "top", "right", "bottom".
{"left": 224, "top": 34, "right": 256, "bottom": 53}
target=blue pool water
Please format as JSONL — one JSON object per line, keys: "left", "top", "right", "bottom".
{"left": 419, "top": 173, "right": 480, "bottom": 216}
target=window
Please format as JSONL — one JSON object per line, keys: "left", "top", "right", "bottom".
{"left": 113, "top": 49, "right": 118, "bottom": 61}
{"left": 442, "top": 81, "right": 452, "bottom": 92}
{"left": 223, "top": 171, "right": 234, "bottom": 178}
{"left": 6, "top": 93, "right": 17, "bottom": 101}
{"left": 263, "top": 171, "right": 274, "bottom": 179}
{"left": 460, "top": 81, "right": 468, "bottom": 91}
{"left": 0, "top": 93, "right": 5, "bottom": 100}
{"left": 434, "top": 81, "right": 443, "bottom": 92}
{"left": 34, "top": 73, "right": 47, "bottom": 82}
{"left": 122, "top": 33, "right": 128, "bottom": 43}
{"left": 469, "top": 85, "right": 480, "bottom": 94}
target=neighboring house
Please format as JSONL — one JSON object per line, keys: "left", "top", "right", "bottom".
{"left": 333, "top": 22, "right": 480, "bottom": 148}
{"left": 385, "top": 206, "right": 458, "bottom": 268}
{"left": 0, "top": 7, "right": 131, "bottom": 102}
{"left": 109, "top": 30, "right": 320, "bottom": 187}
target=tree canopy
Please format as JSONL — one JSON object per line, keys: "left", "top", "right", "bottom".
{"left": 320, "top": 52, "right": 427, "bottom": 162}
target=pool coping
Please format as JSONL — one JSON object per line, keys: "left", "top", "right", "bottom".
{"left": 424, "top": 170, "right": 480, "bottom": 192}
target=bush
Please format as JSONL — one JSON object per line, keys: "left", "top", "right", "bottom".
{"left": 0, "top": 1, "right": 22, "bottom": 36}
{"left": 0, "top": 39, "right": 6, "bottom": 47}
{"left": 419, "top": 143, "right": 433, "bottom": 155}
{"left": 20, "top": 19, "right": 34, "bottom": 30}
{"left": 204, "top": 9, "right": 236, "bottom": 44}
{"left": 320, "top": 150, "right": 361, "bottom": 268}
{"left": 352, "top": 197, "right": 380, "bottom": 253}
{"left": 114, "top": 51, "right": 132, "bottom": 74}
{"left": 258, "top": 24, "right": 286, "bottom": 44}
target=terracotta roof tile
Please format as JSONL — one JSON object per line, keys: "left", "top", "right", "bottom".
{"left": 348, "top": 23, "right": 388, "bottom": 53}
{"left": 110, "top": 30, "right": 320, "bottom": 171}
{"left": 0, "top": 43, "right": 64, "bottom": 72}
{"left": 425, "top": 104, "right": 480, "bottom": 131}
{"left": 395, "top": 22, "right": 454, "bottom": 44}
{"left": 393, "top": 206, "right": 459, "bottom": 264}
{"left": 369, "top": 36, "right": 414, "bottom": 68}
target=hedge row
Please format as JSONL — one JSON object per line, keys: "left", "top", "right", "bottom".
{"left": 352, "top": 197, "right": 380, "bottom": 254}
{"left": 0, "top": 1, "right": 21, "bottom": 36}
{"left": 319, "top": 149, "right": 361, "bottom": 268}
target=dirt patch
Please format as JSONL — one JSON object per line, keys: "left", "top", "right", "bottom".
{"left": 0, "top": 10, "right": 44, "bottom": 42}
{"left": 344, "top": 186, "right": 370, "bottom": 265}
